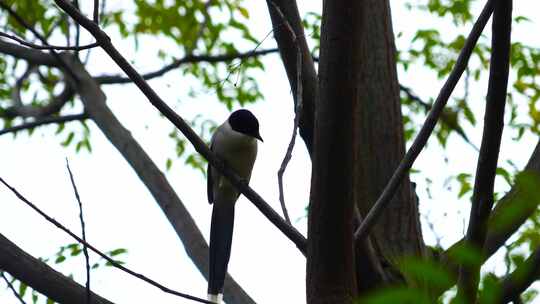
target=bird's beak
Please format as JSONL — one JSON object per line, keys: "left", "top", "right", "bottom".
{"left": 256, "top": 133, "right": 263, "bottom": 142}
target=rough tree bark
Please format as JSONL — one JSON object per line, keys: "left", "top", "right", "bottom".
{"left": 306, "top": 1, "right": 361, "bottom": 303}
{"left": 352, "top": 0, "right": 424, "bottom": 277}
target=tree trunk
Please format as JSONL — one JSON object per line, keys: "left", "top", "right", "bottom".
{"left": 352, "top": 0, "right": 424, "bottom": 271}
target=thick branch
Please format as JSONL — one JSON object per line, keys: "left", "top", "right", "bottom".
{"left": 457, "top": 0, "right": 512, "bottom": 301}
{"left": 0, "top": 40, "right": 59, "bottom": 67}
{"left": 62, "top": 54, "right": 255, "bottom": 304}
{"left": 354, "top": 0, "right": 496, "bottom": 241}
{"left": 95, "top": 48, "right": 279, "bottom": 85}
{"left": 0, "top": 233, "right": 113, "bottom": 304}
{"left": 53, "top": 0, "right": 307, "bottom": 254}
{"left": 265, "top": 0, "right": 317, "bottom": 156}
{"left": 498, "top": 247, "right": 540, "bottom": 304}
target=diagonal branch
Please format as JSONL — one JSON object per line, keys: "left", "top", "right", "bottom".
{"left": 0, "top": 271, "right": 27, "bottom": 304}
{"left": 0, "top": 32, "right": 99, "bottom": 50}
{"left": 456, "top": 0, "right": 512, "bottom": 301}
{"left": 63, "top": 53, "right": 256, "bottom": 303}
{"left": 53, "top": 0, "right": 308, "bottom": 255}
{"left": 354, "top": 0, "right": 496, "bottom": 241}
{"left": 0, "top": 233, "right": 113, "bottom": 304}
{"left": 0, "top": 177, "right": 214, "bottom": 304}
{"left": 94, "top": 48, "right": 279, "bottom": 84}
{"left": 0, "top": 40, "right": 59, "bottom": 67}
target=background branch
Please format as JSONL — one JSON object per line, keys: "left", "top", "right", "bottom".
{"left": 95, "top": 48, "right": 279, "bottom": 85}
{"left": 53, "top": 0, "right": 308, "bottom": 254}
{"left": 264, "top": 0, "right": 317, "bottom": 156}
{"left": 0, "top": 113, "right": 89, "bottom": 136}
{"left": 66, "top": 160, "right": 91, "bottom": 304}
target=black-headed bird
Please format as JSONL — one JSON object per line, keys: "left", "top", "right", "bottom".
{"left": 207, "top": 109, "right": 262, "bottom": 303}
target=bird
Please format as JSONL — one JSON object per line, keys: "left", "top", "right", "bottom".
{"left": 207, "top": 109, "right": 262, "bottom": 303}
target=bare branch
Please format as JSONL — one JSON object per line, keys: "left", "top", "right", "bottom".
{"left": 0, "top": 32, "right": 99, "bottom": 50}
{"left": 0, "top": 113, "right": 88, "bottom": 136}
{"left": 65, "top": 160, "right": 91, "bottom": 304}
{"left": 95, "top": 48, "right": 279, "bottom": 85}
{"left": 0, "top": 177, "right": 215, "bottom": 304}
{"left": 498, "top": 247, "right": 540, "bottom": 304}
{"left": 264, "top": 0, "right": 317, "bottom": 156}
{"left": 53, "top": 0, "right": 307, "bottom": 254}
{"left": 0, "top": 234, "right": 113, "bottom": 304}
{"left": 64, "top": 53, "right": 255, "bottom": 303}
{"left": 93, "top": 0, "right": 99, "bottom": 24}
{"left": 0, "top": 1, "right": 79, "bottom": 80}
{"left": 457, "top": 0, "right": 512, "bottom": 301}
{"left": 354, "top": 0, "right": 496, "bottom": 241}
{"left": 0, "top": 40, "right": 59, "bottom": 67}
{"left": 0, "top": 272, "right": 27, "bottom": 304}
{"left": 277, "top": 49, "right": 302, "bottom": 225}
{"left": 399, "top": 84, "right": 479, "bottom": 150}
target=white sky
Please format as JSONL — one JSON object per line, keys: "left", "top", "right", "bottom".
{"left": 1, "top": 1, "right": 540, "bottom": 303}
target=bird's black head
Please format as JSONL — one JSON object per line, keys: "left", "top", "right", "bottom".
{"left": 228, "top": 109, "right": 263, "bottom": 141}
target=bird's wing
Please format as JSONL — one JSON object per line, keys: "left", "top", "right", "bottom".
{"left": 207, "top": 133, "right": 216, "bottom": 204}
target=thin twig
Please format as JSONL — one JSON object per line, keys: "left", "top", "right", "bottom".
{"left": 0, "top": 32, "right": 99, "bottom": 50}
{"left": 0, "top": 271, "right": 27, "bottom": 304}
{"left": 400, "top": 84, "right": 479, "bottom": 150}
{"left": 0, "top": 1, "right": 78, "bottom": 81}
{"left": 354, "top": 0, "right": 496, "bottom": 241}
{"left": 0, "top": 177, "right": 215, "bottom": 304}
{"left": 53, "top": 0, "right": 308, "bottom": 254}
{"left": 0, "top": 113, "right": 88, "bottom": 136}
{"left": 277, "top": 48, "right": 301, "bottom": 225}
{"left": 456, "top": 0, "right": 512, "bottom": 301}
{"left": 93, "top": 0, "right": 99, "bottom": 24}
{"left": 65, "top": 160, "right": 91, "bottom": 304}
{"left": 95, "top": 48, "right": 279, "bottom": 84}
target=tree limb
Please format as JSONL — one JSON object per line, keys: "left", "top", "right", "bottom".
{"left": 0, "top": 177, "right": 214, "bottom": 304}
{"left": 0, "top": 113, "right": 89, "bottom": 136}
{"left": 264, "top": 0, "right": 317, "bottom": 156}
{"left": 0, "top": 40, "right": 59, "bottom": 67}
{"left": 53, "top": 0, "right": 308, "bottom": 254}
{"left": 456, "top": 0, "right": 512, "bottom": 301}
{"left": 0, "top": 32, "right": 99, "bottom": 50}
{"left": 95, "top": 48, "right": 279, "bottom": 84}
{"left": 0, "top": 233, "right": 113, "bottom": 304}
{"left": 61, "top": 54, "right": 256, "bottom": 303}
{"left": 354, "top": 0, "right": 496, "bottom": 241}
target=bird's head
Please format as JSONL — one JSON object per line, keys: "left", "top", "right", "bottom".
{"left": 228, "top": 109, "right": 263, "bottom": 142}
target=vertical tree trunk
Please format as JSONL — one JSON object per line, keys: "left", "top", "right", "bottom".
{"left": 306, "top": 1, "right": 363, "bottom": 303}
{"left": 352, "top": 1, "right": 424, "bottom": 269}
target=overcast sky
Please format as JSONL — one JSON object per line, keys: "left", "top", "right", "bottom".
{"left": 1, "top": 1, "right": 540, "bottom": 303}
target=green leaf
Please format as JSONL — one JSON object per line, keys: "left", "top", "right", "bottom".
{"left": 55, "top": 255, "right": 66, "bottom": 264}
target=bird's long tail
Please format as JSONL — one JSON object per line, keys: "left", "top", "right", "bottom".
{"left": 208, "top": 201, "right": 235, "bottom": 301}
